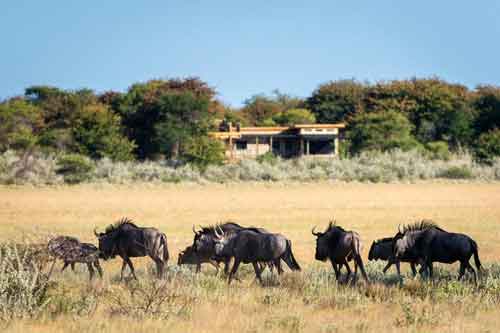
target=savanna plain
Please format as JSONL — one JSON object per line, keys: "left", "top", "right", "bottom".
{"left": 1, "top": 182, "right": 500, "bottom": 332}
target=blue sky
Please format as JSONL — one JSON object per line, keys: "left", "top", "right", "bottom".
{"left": 1, "top": 1, "right": 499, "bottom": 106}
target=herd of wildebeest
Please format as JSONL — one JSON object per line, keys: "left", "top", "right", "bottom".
{"left": 46, "top": 217, "right": 483, "bottom": 285}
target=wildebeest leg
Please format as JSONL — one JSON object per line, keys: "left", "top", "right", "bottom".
{"left": 274, "top": 259, "right": 284, "bottom": 275}
{"left": 154, "top": 259, "right": 164, "bottom": 279}
{"left": 330, "top": 260, "right": 341, "bottom": 281}
{"left": 458, "top": 262, "right": 466, "bottom": 280}
{"left": 223, "top": 258, "right": 231, "bottom": 275}
{"left": 124, "top": 257, "right": 138, "bottom": 280}
{"left": 120, "top": 260, "right": 127, "bottom": 281}
{"left": 196, "top": 263, "right": 201, "bottom": 273}
{"left": 355, "top": 256, "right": 369, "bottom": 284}
{"left": 71, "top": 262, "right": 76, "bottom": 272}
{"left": 410, "top": 262, "right": 417, "bottom": 277}
{"left": 94, "top": 260, "right": 103, "bottom": 278}
{"left": 61, "top": 261, "right": 71, "bottom": 272}
{"left": 464, "top": 261, "right": 477, "bottom": 285}
{"left": 382, "top": 261, "right": 393, "bottom": 274}
{"left": 343, "top": 260, "right": 352, "bottom": 284}
{"left": 228, "top": 259, "right": 241, "bottom": 285}
{"left": 252, "top": 262, "right": 264, "bottom": 285}
{"left": 426, "top": 261, "right": 433, "bottom": 279}
{"left": 87, "top": 262, "right": 95, "bottom": 281}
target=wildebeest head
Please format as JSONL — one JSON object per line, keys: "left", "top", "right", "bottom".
{"left": 311, "top": 224, "right": 331, "bottom": 262}
{"left": 177, "top": 245, "right": 197, "bottom": 265}
{"left": 192, "top": 225, "right": 216, "bottom": 255}
{"left": 368, "top": 237, "right": 393, "bottom": 261}
{"left": 213, "top": 226, "right": 233, "bottom": 257}
{"left": 94, "top": 227, "right": 117, "bottom": 260}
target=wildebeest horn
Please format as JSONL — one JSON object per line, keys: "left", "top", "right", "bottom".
{"left": 214, "top": 225, "right": 224, "bottom": 238}
{"left": 94, "top": 228, "right": 100, "bottom": 237}
{"left": 311, "top": 225, "right": 321, "bottom": 236}
{"left": 192, "top": 225, "right": 198, "bottom": 235}
{"left": 398, "top": 224, "right": 402, "bottom": 233}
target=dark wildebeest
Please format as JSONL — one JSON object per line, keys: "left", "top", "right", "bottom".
{"left": 193, "top": 222, "right": 272, "bottom": 275}
{"left": 178, "top": 245, "right": 220, "bottom": 273}
{"left": 94, "top": 218, "right": 169, "bottom": 280}
{"left": 393, "top": 221, "right": 482, "bottom": 283}
{"left": 368, "top": 237, "right": 418, "bottom": 277}
{"left": 312, "top": 221, "right": 369, "bottom": 284}
{"left": 213, "top": 227, "right": 301, "bottom": 285}
{"left": 47, "top": 236, "right": 103, "bottom": 280}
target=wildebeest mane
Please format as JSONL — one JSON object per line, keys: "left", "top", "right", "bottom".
{"left": 402, "top": 220, "right": 445, "bottom": 234}
{"left": 325, "top": 222, "right": 347, "bottom": 233}
{"left": 199, "top": 221, "right": 243, "bottom": 234}
{"left": 104, "top": 217, "right": 139, "bottom": 234}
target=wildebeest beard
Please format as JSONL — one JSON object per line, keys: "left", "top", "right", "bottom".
{"left": 315, "top": 235, "right": 330, "bottom": 261}
{"left": 97, "top": 233, "right": 118, "bottom": 260}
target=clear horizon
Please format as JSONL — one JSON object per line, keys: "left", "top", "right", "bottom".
{"left": 1, "top": 1, "right": 499, "bottom": 106}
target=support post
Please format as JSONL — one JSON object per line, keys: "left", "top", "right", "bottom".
{"left": 306, "top": 140, "right": 310, "bottom": 155}
{"left": 334, "top": 135, "right": 339, "bottom": 157}
{"left": 300, "top": 138, "right": 304, "bottom": 156}
{"left": 270, "top": 136, "right": 273, "bottom": 154}
{"left": 256, "top": 136, "right": 259, "bottom": 156}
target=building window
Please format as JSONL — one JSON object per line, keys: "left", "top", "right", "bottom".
{"left": 235, "top": 140, "right": 247, "bottom": 150}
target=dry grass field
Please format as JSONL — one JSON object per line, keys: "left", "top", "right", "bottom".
{"left": 1, "top": 182, "right": 500, "bottom": 332}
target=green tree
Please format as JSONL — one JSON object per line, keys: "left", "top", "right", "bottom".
{"left": 363, "top": 78, "right": 473, "bottom": 147}
{"left": 116, "top": 78, "right": 218, "bottom": 160}
{"left": 347, "top": 110, "right": 420, "bottom": 154}
{"left": 0, "top": 98, "right": 43, "bottom": 152}
{"left": 71, "top": 104, "right": 135, "bottom": 161}
{"left": 272, "top": 108, "right": 316, "bottom": 125}
{"left": 307, "top": 79, "right": 365, "bottom": 123}
{"left": 472, "top": 85, "right": 500, "bottom": 136}
{"left": 241, "top": 94, "right": 283, "bottom": 126}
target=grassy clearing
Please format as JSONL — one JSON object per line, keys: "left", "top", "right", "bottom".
{"left": 0, "top": 183, "right": 499, "bottom": 332}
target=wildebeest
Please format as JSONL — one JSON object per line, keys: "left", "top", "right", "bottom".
{"left": 213, "top": 227, "right": 301, "bottom": 285}
{"left": 368, "top": 237, "right": 418, "bottom": 277}
{"left": 47, "top": 236, "right": 103, "bottom": 280}
{"left": 94, "top": 218, "right": 169, "bottom": 280}
{"left": 178, "top": 245, "right": 220, "bottom": 273}
{"left": 393, "top": 221, "right": 482, "bottom": 283}
{"left": 312, "top": 221, "right": 369, "bottom": 284}
{"left": 192, "top": 222, "right": 271, "bottom": 275}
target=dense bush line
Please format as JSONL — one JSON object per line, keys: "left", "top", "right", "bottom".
{"left": 1, "top": 77, "right": 500, "bottom": 168}
{"left": 1, "top": 150, "right": 499, "bottom": 185}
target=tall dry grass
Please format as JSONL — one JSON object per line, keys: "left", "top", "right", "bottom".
{"left": 0, "top": 183, "right": 499, "bottom": 332}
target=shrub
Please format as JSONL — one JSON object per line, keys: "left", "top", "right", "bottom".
{"left": 425, "top": 141, "right": 451, "bottom": 160}
{"left": 439, "top": 165, "right": 473, "bottom": 179}
{"left": 256, "top": 151, "right": 279, "bottom": 165}
{"left": 56, "top": 154, "right": 95, "bottom": 184}
{"left": 0, "top": 243, "right": 52, "bottom": 322}
{"left": 474, "top": 129, "right": 500, "bottom": 164}
{"left": 182, "top": 136, "right": 225, "bottom": 170}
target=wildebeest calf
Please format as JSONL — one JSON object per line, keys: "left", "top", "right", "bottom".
{"left": 178, "top": 245, "right": 220, "bottom": 273}
{"left": 47, "top": 236, "right": 103, "bottom": 280}
{"left": 368, "top": 237, "right": 418, "bottom": 277}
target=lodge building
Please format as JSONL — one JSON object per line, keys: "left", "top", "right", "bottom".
{"left": 209, "top": 123, "right": 345, "bottom": 160}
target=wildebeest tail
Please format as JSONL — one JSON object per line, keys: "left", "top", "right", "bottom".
{"left": 471, "top": 239, "right": 481, "bottom": 271}
{"left": 160, "top": 233, "right": 169, "bottom": 262}
{"left": 284, "top": 239, "right": 301, "bottom": 271}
